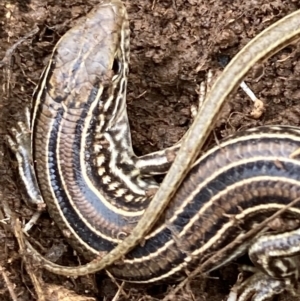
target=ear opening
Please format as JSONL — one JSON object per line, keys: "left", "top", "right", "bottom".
{"left": 112, "top": 58, "right": 120, "bottom": 75}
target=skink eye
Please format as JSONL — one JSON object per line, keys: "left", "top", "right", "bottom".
{"left": 112, "top": 58, "right": 120, "bottom": 75}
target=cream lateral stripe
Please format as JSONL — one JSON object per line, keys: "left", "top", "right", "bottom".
{"left": 103, "top": 75, "right": 120, "bottom": 115}
{"left": 251, "top": 229, "right": 300, "bottom": 258}
{"left": 191, "top": 199, "right": 300, "bottom": 257}
{"left": 122, "top": 175, "right": 300, "bottom": 267}
{"left": 103, "top": 90, "right": 115, "bottom": 113}
{"left": 190, "top": 129, "right": 300, "bottom": 169}
{"left": 31, "top": 56, "right": 54, "bottom": 131}
{"left": 179, "top": 175, "right": 300, "bottom": 239}
{"left": 79, "top": 89, "right": 145, "bottom": 216}
{"left": 104, "top": 132, "right": 150, "bottom": 196}
{"left": 49, "top": 120, "right": 110, "bottom": 254}
{"left": 43, "top": 117, "right": 99, "bottom": 253}
{"left": 110, "top": 79, "right": 125, "bottom": 121}
{"left": 54, "top": 85, "right": 128, "bottom": 250}
{"left": 110, "top": 19, "right": 128, "bottom": 121}
{"left": 106, "top": 87, "right": 127, "bottom": 130}
{"left": 178, "top": 158, "right": 300, "bottom": 235}
{"left": 126, "top": 200, "right": 300, "bottom": 284}
{"left": 144, "top": 156, "right": 300, "bottom": 240}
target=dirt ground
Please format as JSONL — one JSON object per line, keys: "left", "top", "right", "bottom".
{"left": 1, "top": 0, "right": 300, "bottom": 300}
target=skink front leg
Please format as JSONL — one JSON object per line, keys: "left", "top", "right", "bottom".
{"left": 135, "top": 143, "right": 181, "bottom": 175}
{"left": 135, "top": 71, "right": 213, "bottom": 176}
{"left": 6, "top": 108, "right": 45, "bottom": 231}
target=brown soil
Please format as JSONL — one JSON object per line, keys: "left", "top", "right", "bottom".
{"left": 1, "top": 0, "right": 300, "bottom": 300}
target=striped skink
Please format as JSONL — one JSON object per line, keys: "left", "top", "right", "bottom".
{"left": 7, "top": 1, "right": 300, "bottom": 300}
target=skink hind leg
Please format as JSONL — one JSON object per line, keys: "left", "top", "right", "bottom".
{"left": 229, "top": 228, "right": 300, "bottom": 301}
{"left": 229, "top": 271, "right": 294, "bottom": 301}
{"left": 6, "top": 108, "right": 45, "bottom": 232}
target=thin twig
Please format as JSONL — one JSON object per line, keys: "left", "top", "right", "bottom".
{"left": 0, "top": 27, "right": 39, "bottom": 69}
{"left": 106, "top": 270, "right": 129, "bottom": 299}
{"left": 1, "top": 198, "right": 46, "bottom": 301}
{"left": 0, "top": 265, "right": 18, "bottom": 301}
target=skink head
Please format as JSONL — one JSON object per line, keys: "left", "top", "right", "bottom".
{"left": 37, "top": 0, "right": 129, "bottom": 110}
